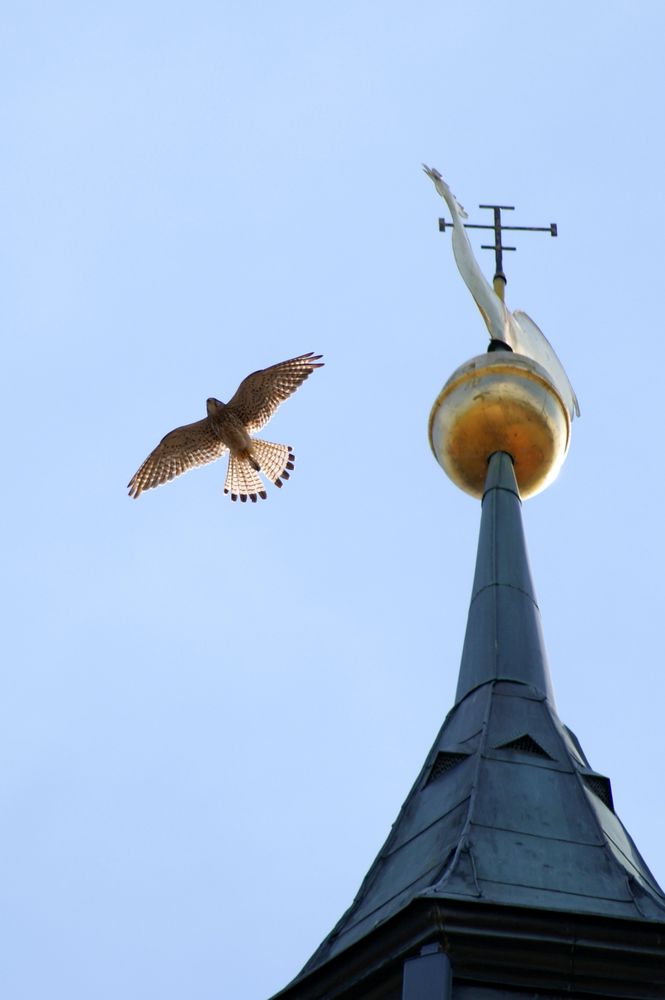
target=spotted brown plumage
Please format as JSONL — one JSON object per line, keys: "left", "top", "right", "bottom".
{"left": 128, "top": 352, "right": 323, "bottom": 501}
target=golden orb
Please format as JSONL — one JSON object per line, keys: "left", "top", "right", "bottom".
{"left": 429, "top": 351, "right": 571, "bottom": 499}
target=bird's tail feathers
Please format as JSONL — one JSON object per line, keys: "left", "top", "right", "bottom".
{"left": 224, "top": 441, "right": 295, "bottom": 502}
{"left": 251, "top": 439, "right": 295, "bottom": 488}
{"left": 224, "top": 455, "right": 267, "bottom": 503}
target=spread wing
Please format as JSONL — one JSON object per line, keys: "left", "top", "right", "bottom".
{"left": 227, "top": 352, "right": 324, "bottom": 433}
{"left": 128, "top": 418, "right": 228, "bottom": 498}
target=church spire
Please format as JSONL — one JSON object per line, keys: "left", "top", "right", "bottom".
{"left": 269, "top": 172, "right": 665, "bottom": 999}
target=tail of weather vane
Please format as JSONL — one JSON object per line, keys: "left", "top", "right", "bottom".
{"left": 423, "top": 165, "right": 579, "bottom": 500}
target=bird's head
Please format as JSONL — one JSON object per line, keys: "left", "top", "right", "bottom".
{"left": 206, "top": 397, "right": 225, "bottom": 416}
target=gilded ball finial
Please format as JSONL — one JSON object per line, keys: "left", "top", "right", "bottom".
{"left": 429, "top": 351, "right": 571, "bottom": 499}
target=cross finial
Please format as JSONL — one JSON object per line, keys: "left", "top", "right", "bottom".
{"left": 438, "top": 206, "right": 557, "bottom": 301}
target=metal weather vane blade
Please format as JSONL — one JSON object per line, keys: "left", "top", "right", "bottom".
{"left": 423, "top": 165, "right": 579, "bottom": 420}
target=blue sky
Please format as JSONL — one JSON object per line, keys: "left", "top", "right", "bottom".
{"left": 3, "top": 2, "right": 665, "bottom": 997}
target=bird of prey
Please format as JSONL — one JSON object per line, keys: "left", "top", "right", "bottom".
{"left": 128, "top": 352, "right": 323, "bottom": 502}
{"left": 423, "top": 165, "right": 579, "bottom": 421}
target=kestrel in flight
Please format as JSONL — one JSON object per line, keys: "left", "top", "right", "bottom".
{"left": 128, "top": 352, "right": 323, "bottom": 502}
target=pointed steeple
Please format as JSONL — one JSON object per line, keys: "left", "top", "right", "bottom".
{"left": 272, "top": 452, "right": 665, "bottom": 999}
{"left": 270, "top": 175, "right": 665, "bottom": 998}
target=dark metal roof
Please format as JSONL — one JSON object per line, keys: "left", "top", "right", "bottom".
{"left": 273, "top": 452, "right": 665, "bottom": 998}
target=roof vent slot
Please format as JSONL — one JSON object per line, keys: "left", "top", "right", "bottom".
{"left": 582, "top": 773, "right": 614, "bottom": 811}
{"left": 426, "top": 752, "right": 469, "bottom": 785}
{"left": 496, "top": 734, "right": 552, "bottom": 759}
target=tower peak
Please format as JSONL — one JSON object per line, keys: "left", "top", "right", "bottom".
{"left": 269, "top": 171, "right": 664, "bottom": 999}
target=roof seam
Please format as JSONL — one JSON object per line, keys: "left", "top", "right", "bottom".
{"left": 476, "top": 876, "right": 633, "bottom": 903}
{"left": 468, "top": 820, "right": 603, "bottom": 847}
{"left": 444, "top": 682, "right": 496, "bottom": 888}
{"left": 483, "top": 483, "right": 520, "bottom": 503}
{"left": 381, "top": 796, "right": 472, "bottom": 857}
{"left": 334, "top": 861, "right": 445, "bottom": 936}
{"left": 480, "top": 754, "right": 573, "bottom": 773}
{"left": 469, "top": 580, "right": 540, "bottom": 608}
{"left": 603, "top": 831, "right": 665, "bottom": 899}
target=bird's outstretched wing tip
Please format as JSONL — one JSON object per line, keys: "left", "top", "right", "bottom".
{"left": 293, "top": 351, "right": 324, "bottom": 366}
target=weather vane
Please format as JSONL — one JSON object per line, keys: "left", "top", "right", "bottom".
{"left": 437, "top": 204, "right": 557, "bottom": 299}
{"left": 423, "top": 164, "right": 579, "bottom": 502}
{"left": 422, "top": 165, "right": 578, "bottom": 421}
